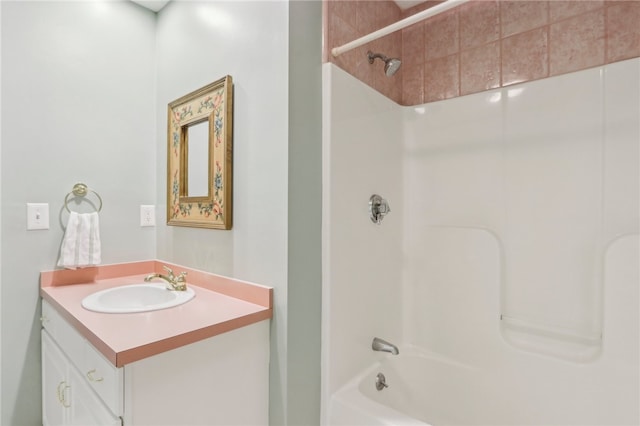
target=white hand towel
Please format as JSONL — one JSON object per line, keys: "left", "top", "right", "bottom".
{"left": 58, "top": 212, "right": 101, "bottom": 269}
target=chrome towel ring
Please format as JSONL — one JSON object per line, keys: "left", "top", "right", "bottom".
{"left": 64, "top": 183, "right": 103, "bottom": 213}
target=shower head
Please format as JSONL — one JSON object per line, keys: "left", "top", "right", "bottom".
{"left": 367, "top": 51, "right": 402, "bottom": 77}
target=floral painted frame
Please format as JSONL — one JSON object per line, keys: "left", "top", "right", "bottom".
{"left": 167, "top": 76, "right": 233, "bottom": 229}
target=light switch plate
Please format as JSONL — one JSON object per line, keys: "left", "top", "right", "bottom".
{"left": 27, "top": 203, "right": 49, "bottom": 230}
{"left": 140, "top": 205, "right": 156, "bottom": 227}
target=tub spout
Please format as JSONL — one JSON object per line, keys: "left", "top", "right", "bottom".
{"left": 372, "top": 337, "right": 399, "bottom": 355}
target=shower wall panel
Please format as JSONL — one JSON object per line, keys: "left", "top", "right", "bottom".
{"left": 323, "top": 58, "right": 638, "bottom": 424}
{"left": 403, "top": 58, "right": 639, "bottom": 362}
{"left": 402, "top": 88, "right": 505, "bottom": 366}
{"left": 501, "top": 67, "right": 604, "bottom": 360}
{"left": 321, "top": 64, "right": 404, "bottom": 406}
{"left": 401, "top": 58, "right": 638, "bottom": 420}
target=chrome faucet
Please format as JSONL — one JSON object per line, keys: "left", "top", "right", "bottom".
{"left": 144, "top": 266, "right": 188, "bottom": 291}
{"left": 372, "top": 337, "right": 399, "bottom": 355}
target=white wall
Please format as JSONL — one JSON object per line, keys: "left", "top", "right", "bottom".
{"left": 321, "top": 64, "right": 404, "bottom": 418}
{"left": 0, "top": 2, "right": 156, "bottom": 424}
{"left": 323, "top": 58, "right": 639, "bottom": 424}
{"left": 287, "top": 1, "right": 323, "bottom": 423}
{"left": 0, "top": 2, "right": 3, "bottom": 421}
{"left": 154, "top": 2, "right": 292, "bottom": 423}
{"left": 155, "top": 0, "right": 288, "bottom": 285}
{"left": 0, "top": 2, "right": 321, "bottom": 424}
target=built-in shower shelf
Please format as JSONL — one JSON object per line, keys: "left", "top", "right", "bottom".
{"left": 500, "top": 314, "right": 602, "bottom": 346}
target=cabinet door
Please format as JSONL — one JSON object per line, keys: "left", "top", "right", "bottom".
{"left": 42, "top": 331, "right": 69, "bottom": 426}
{"left": 43, "top": 330, "right": 121, "bottom": 426}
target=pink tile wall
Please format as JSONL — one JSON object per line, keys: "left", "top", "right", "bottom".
{"left": 324, "top": 0, "right": 640, "bottom": 106}
{"left": 324, "top": 0, "right": 403, "bottom": 102}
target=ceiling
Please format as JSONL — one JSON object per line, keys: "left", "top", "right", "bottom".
{"left": 394, "top": 0, "right": 429, "bottom": 11}
{"left": 130, "top": 0, "right": 170, "bottom": 12}
{"left": 131, "top": 1, "right": 427, "bottom": 14}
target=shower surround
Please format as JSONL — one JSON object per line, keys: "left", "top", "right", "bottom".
{"left": 321, "top": 52, "right": 639, "bottom": 424}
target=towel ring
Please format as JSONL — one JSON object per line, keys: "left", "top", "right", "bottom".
{"left": 64, "top": 183, "right": 103, "bottom": 213}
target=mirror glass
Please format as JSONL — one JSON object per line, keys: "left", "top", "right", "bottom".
{"left": 185, "top": 121, "right": 209, "bottom": 197}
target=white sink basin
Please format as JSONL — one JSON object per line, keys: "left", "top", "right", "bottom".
{"left": 81, "top": 283, "right": 195, "bottom": 314}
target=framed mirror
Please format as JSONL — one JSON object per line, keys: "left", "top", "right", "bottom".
{"left": 167, "top": 76, "right": 233, "bottom": 229}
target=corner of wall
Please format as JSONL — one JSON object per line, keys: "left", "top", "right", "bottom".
{"left": 288, "top": 3, "right": 323, "bottom": 425}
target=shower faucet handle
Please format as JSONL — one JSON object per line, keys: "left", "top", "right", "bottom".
{"left": 369, "top": 194, "right": 391, "bottom": 224}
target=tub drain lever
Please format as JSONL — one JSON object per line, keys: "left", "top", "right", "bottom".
{"left": 369, "top": 194, "right": 391, "bottom": 224}
{"left": 375, "top": 372, "right": 388, "bottom": 391}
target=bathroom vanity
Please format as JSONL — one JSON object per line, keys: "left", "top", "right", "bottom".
{"left": 40, "top": 260, "right": 272, "bottom": 426}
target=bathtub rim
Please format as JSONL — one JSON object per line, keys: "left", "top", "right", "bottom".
{"left": 328, "top": 347, "right": 479, "bottom": 426}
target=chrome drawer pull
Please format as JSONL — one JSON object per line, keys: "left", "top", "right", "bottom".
{"left": 87, "top": 369, "right": 104, "bottom": 382}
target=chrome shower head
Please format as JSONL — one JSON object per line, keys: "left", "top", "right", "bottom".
{"left": 367, "top": 51, "right": 402, "bottom": 76}
{"left": 384, "top": 57, "right": 402, "bottom": 76}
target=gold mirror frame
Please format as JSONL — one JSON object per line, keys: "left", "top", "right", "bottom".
{"left": 167, "top": 76, "right": 233, "bottom": 229}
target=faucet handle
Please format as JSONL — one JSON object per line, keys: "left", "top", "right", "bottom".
{"left": 162, "top": 265, "right": 175, "bottom": 278}
{"left": 176, "top": 271, "right": 187, "bottom": 282}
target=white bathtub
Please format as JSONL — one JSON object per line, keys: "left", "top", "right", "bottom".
{"left": 329, "top": 352, "right": 485, "bottom": 426}
{"left": 328, "top": 349, "right": 639, "bottom": 426}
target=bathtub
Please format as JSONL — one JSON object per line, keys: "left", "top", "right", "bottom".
{"left": 328, "top": 349, "right": 638, "bottom": 426}
{"left": 329, "top": 352, "right": 486, "bottom": 426}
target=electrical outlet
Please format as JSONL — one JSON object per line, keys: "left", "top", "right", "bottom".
{"left": 27, "top": 203, "right": 50, "bottom": 230}
{"left": 140, "top": 205, "right": 156, "bottom": 227}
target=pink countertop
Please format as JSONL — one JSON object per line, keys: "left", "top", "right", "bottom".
{"left": 40, "top": 260, "right": 273, "bottom": 367}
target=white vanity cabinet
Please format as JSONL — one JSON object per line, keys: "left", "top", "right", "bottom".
{"left": 41, "top": 299, "right": 270, "bottom": 426}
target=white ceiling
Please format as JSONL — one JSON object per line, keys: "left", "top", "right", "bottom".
{"left": 394, "top": 0, "right": 429, "bottom": 11}
{"left": 130, "top": 0, "right": 170, "bottom": 12}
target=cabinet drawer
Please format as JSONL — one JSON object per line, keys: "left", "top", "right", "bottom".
{"left": 83, "top": 340, "right": 123, "bottom": 416}
{"left": 69, "top": 358, "right": 121, "bottom": 426}
{"left": 41, "top": 300, "right": 84, "bottom": 369}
